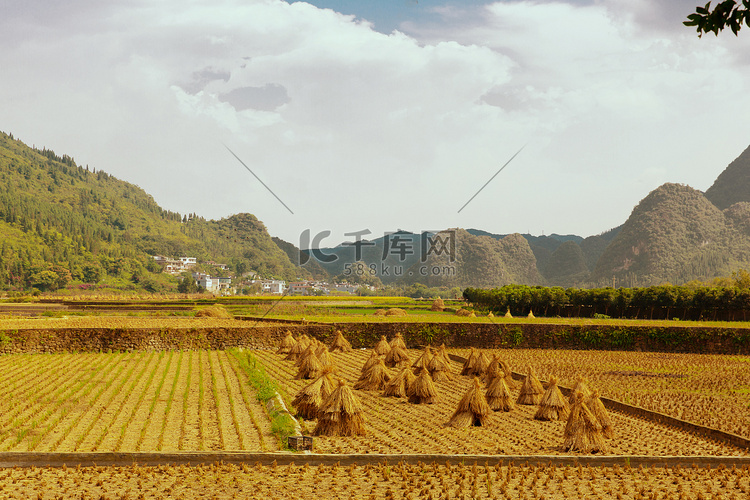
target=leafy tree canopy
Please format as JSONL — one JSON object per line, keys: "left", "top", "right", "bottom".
{"left": 685, "top": 1, "right": 750, "bottom": 36}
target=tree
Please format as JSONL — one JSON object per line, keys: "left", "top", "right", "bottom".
{"left": 177, "top": 272, "right": 201, "bottom": 293}
{"left": 685, "top": 1, "right": 750, "bottom": 36}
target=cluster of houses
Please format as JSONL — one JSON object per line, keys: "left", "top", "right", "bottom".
{"left": 152, "top": 255, "right": 371, "bottom": 296}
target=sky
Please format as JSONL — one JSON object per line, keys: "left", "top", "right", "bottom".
{"left": 2, "top": 0, "right": 750, "bottom": 249}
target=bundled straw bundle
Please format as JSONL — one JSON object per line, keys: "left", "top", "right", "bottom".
{"left": 473, "top": 351, "right": 490, "bottom": 377}
{"left": 295, "top": 350, "right": 324, "bottom": 380}
{"left": 586, "top": 390, "right": 614, "bottom": 438}
{"left": 292, "top": 369, "right": 336, "bottom": 420}
{"left": 374, "top": 336, "right": 390, "bottom": 355}
{"left": 284, "top": 336, "right": 307, "bottom": 362}
{"left": 382, "top": 367, "right": 416, "bottom": 398}
{"left": 460, "top": 348, "right": 480, "bottom": 376}
{"left": 449, "top": 377, "right": 491, "bottom": 428}
{"left": 329, "top": 330, "right": 353, "bottom": 352}
{"left": 317, "top": 346, "right": 334, "bottom": 370}
{"left": 534, "top": 376, "right": 569, "bottom": 421}
{"left": 500, "top": 360, "right": 520, "bottom": 390}
{"left": 427, "top": 346, "right": 453, "bottom": 382}
{"left": 504, "top": 309, "right": 512, "bottom": 318}
{"left": 485, "top": 376, "right": 514, "bottom": 412}
{"left": 315, "top": 340, "right": 328, "bottom": 358}
{"left": 276, "top": 330, "right": 297, "bottom": 354}
{"left": 354, "top": 358, "right": 391, "bottom": 391}
{"left": 389, "top": 333, "right": 407, "bottom": 350}
{"left": 314, "top": 379, "right": 367, "bottom": 436}
{"left": 563, "top": 392, "right": 606, "bottom": 453}
{"left": 517, "top": 367, "right": 545, "bottom": 405}
{"left": 407, "top": 369, "right": 438, "bottom": 404}
{"left": 568, "top": 376, "right": 593, "bottom": 405}
{"left": 411, "top": 346, "right": 433, "bottom": 372}
{"left": 483, "top": 354, "right": 503, "bottom": 384}
{"left": 295, "top": 343, "right": 316, "bottom": 367}
{"left": 361, "top": 351, "right": 382, "bottom": 373}
{"left": 384, "top": 345, "right": 410, "bottom": 368}
{"left": 430, "top": 297, "right": 445, "bottom": 312}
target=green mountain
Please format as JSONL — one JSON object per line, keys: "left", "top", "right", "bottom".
{"left": 591, "top": 183, "right": 747, "bottom": 286}
{"left": 399, "top": 229, "right": 544, "bottom": 288}
{"left": 705, "top": 145, "right": 750, "bottom": 209}
{"left": 0, "top": 131, "right": 301, "bottom": 293}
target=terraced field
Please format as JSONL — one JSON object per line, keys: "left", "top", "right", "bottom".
{"left": 0, "top": 351, "right": 276, "bottom": 452}
{"left": 253, "top": 348, "right": 748, "bottom": 456}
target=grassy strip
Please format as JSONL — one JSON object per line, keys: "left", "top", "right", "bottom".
{"left": 228, "top": 349, "right": 297, "bottom": 448}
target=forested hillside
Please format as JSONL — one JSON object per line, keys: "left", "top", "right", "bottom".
{"left": 0, "top": 131, "right": 301, "bottom": 293}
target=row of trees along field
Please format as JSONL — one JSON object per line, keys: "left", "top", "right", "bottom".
{"left": 464, "top": 271, "right": 750, "bottom": 321}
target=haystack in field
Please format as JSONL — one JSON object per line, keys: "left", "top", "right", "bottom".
{"left": 295, "top": 349, "right": 324, "bottom": 380}
{"left": 487, "top": 311, "right": 494, "bottom": 318}
{"left": 427, "top": 346, "right": 453, "bottom": 382}
{"left": 563, "top": 392, "right": 606, "bottom": 453}
{"left": 534, "top": 376, "right": 569, "bottom": 421}
{"left": 411, "top": 345, "right": 433, "bottom": 372}
{"left": 276, "top": 330, "right": 297, "bottom": 354}
{"left": 586, "top": 390, "right": 614, "bottom": 439}
{"left": 384, "top": 345, "right": 410, "bottom": 368}
{"left": 361, "top": 350, "right": 381, "bottom": 373}
{"left": 517, "top": 367, "right": 545, "bottom": 405}
{"left": 499, "top": 360, "right": 520, "bottom": 390}
{"left": 527, "top": 310, "right": 535, "bottom": 319}
{"left": 460, "top": 348, "right": 480, "bottom": 376}
{"left": 485, "top": 375, "right": 514, "bottom": 412}
{"left": 568, "top": 376, "right": 593, "bottom": 405}
{"left": 504, "top": 309, "right": 512, "bottom": 318}
{"left": 295, "top": 343, "right": 316, "bottom": 367}
{"left": 315, "top": 339, "right": 328, "bottom": 357}
{"left": 317, "top": 346, "right": 334, "bottom": 370}
{"left": 385, "top": 308, "right": 408, "bottom": 316}
{"left": 284, "top": 336, "right": 307, "bottom": 362}
{"left": 389, "top": 333, "right": 407, "bottom": 350}
{"left": 431, "top": 297, "right": 445, "bottom": 311}
{"left": 374, "top": 335, "right": 390, "bottom": 355}
{"left": 354, "top": 358, "right": 391, "bottom": 391}
{"left": 449, "top": 377, "right": 491, "bottom": 428}
{"left": 314, "top": 379, "right": 367, "bottom": 437}
{"left": 407, "top": 368, "right": 438, "bottom": 404}
{"left": 484, "top": 355, "right": 503, "bottom": 384}
{"left": 383, "top": 367, "right": 416, "bottom": 398}
{"left": 292, "top": 369, "right": 336, "bottom": 420}
{"left": 330, "top": 330, "right": 353, "bottom": 352}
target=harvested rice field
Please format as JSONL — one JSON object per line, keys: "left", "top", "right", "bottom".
{"left": 253, "top": 349, "right": 749, "bottom": 456}
{"left": 0, "top": 350, "right": 276, "bottom": 452}
{"left": 449, "top": 348, "right": 750, "bottom": 439}
{"left": 1, "top": 461, "right": 749, "bottom": 500}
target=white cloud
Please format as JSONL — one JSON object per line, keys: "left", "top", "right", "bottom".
{"left": 1, "top": 0, "right": 750, "bottom": 246}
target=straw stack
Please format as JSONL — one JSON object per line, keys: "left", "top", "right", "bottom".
{"left": 314, "top": 379, "right": 367, "bottom": 436}
{"left": 354, "top": 358, "right": 391, "bottom": 391}
{"left": 460, "top": 348, "right": 480, "bottom": 376}
{"left": 499, "top": 360, "right": 520, "bottom": 390}
{"left": 295, "top": 348, "right": 324, "bottom": 380}
{"left": 427, "top": 346, "right": 453, "bottom": 382}
{"left": 449, "top": 377, "right": 491, "bottom": 428}
{"left": 484, "top": 354, "right": 503, "bottom": 384}
{"left": 284, "top": 336, "right": 307, "bottom": 362}
{"left": 292, "top": 369, "right": 336, "bottom": 420}
{"left": 431, "top": 297, "right": 445, "bottom": 311}
{"left": 586, "top": 390, "right": 614, "bottom": 439}
{"left": 389, "top": 333, "right": 407, "bottom": 350}
{"left": 383, "top": 367, "right": 416, "bottom": 398}
{"left": 563, "top": 392, "right": 606, "bottom": 453}
{"left": 485, "top": 375, "right": 514, "bottom": 412}
{"left": 374, "top": 335, "right": 391, "bottom": 355}
{"left": 407, "top": 368, "right": 438, "bottom": 404}
{"left": 384, "top": 344, "right": 410, "bottom": 368}
{"left": 329, "top": 330, "right": 353, "bottom": 352}
{"left": 568, "top": 376, "right": 593, "bottom": 405}
{"left": 516, "top": 367, "right": 545, "bottom": 405}
{"left": 534, "top": 376, "right": 570, "bottom": 421}
{"left": 411, "top": 346, "right": 433, "bottom": 372}
{"left": 276, "top": 330, "right": 297, "bottom": 354}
